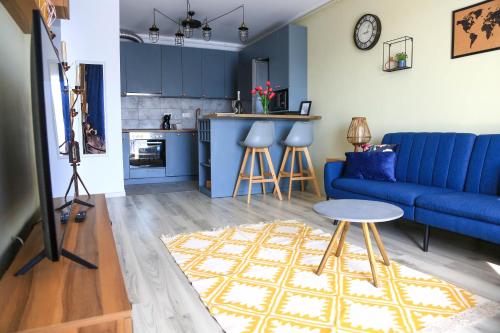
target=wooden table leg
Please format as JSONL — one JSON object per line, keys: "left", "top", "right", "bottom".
{"left": 335, "top": 222, "right": 350, "bottom": 257}
{"left": 362, "top": 223, "right": 378, "bottom": 287}
{"left": 369, "top": 223, "right": 390, "bottom": 266}
{"left": 316, "top": 221, "right": 345, "bottom": 275}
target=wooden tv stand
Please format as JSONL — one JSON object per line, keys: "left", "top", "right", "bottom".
{"left": 0, "top": 195, "right": 132, "bottom": 333}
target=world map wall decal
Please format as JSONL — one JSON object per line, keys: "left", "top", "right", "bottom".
{"left": 452, "top": 0, "right": 500, "bottom": 58}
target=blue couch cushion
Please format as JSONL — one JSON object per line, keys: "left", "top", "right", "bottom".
{"left": 343, "top": 152, "right": 396, "bottom": 182}
{"left": 332, "top": 178, "right": 453, "bottom": 206}
{"left": 416, "top": 192, "right": 500, "bottom": 225}
{"left": 382, "top": 133, "right": 476, "bottom": 191}
{"left": 465, "top": 135, "right": 500, "bottom": 196}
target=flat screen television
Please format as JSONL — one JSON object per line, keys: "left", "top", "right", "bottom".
{"left": 15, "top": 10, "right": 96, "bottom": 275}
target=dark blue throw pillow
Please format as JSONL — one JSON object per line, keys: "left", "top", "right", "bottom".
{"left": 343, "top": 152, "right": 397, "bottom": 182}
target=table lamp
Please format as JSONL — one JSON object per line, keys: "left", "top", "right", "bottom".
{"left": 347, "top": 117, "right": 371, "bottom": 152}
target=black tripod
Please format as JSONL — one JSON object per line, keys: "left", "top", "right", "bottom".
{"left": 14, "top": 249, "right": 97, "bottom": 276}
{"left": 57, "top": 157, "right": 94, "bottom": 210}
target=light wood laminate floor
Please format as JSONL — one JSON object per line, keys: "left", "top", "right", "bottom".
{"left": 107, "top": 191, "right": 500, "bottom": 333}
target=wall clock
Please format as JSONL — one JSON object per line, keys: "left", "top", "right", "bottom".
{"left": 354, "top": 14, "right": 382, "bottom": 50}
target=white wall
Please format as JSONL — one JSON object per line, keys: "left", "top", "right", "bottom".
{"left": 57, "top": 0, "right": 125, "bottom": 196}
{"left": 298, "top": 0, "right": 500, "bottom": 190}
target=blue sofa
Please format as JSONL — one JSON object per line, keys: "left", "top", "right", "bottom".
{"left": 324, "top": 133, "right": 500, "bottom": 251}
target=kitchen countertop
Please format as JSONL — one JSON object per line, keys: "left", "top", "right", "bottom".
{"left": 200, "top": 113, "right": 321, "bottom": 120}
{"left": 122, "top": 128, "right": 197, "bottom": 133}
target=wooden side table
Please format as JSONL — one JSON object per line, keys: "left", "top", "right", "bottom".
{"left": 313, "top": 199, "right": 403, "bottom": 287}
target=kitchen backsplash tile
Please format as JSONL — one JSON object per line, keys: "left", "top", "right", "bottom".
{"left": 121, "top": 96, "right": 232, "bottom": 130}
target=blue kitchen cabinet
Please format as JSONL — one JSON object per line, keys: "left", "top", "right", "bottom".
{"left": 224, "top": 51, "right": 239, "bottom": 99}
{"left": 162, "top": 45, "right": 183, "bottom": 97}
{"left": 123, "top": 42, "right": 162, "bottom": 94}
{"left": 202, "top": 49, "right": 225, "bottom": 98}
{"left": 122, "top": 133, "right": 130, "bottom": 180}
{"left": 166, "top": 132, "right": 198, "bottom": 176}
{"left": 182, "top": 47, "right": 203, "bottom": 97}
{"left": 269, "top": 26, "right": 289, "bottom": 90}
{"left": 120, "top": 44, "right": 127, "bottom": 95}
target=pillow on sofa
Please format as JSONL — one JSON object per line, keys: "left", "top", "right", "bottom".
{"left": 362, "top": 143, "right": 399, "bottom": 152}
{"left": 343, "top": 152, "right": 397, "bottom": 182}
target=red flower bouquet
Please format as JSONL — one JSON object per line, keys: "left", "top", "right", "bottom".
{"left": 251, "top": 80, "right": 276, "bottom": 114}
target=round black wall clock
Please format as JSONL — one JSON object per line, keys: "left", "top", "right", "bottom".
{"left": 354, "top": 14, "right": 382, "bottom": 50}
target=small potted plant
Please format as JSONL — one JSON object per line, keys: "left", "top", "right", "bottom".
{"left": 395, "top": 52, "right": 408, "bottom": 69}
{"left": 251, "top": 81, "right": 275, "bottom": 114}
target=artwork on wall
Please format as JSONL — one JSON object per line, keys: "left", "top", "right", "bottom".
{"left": 452, "top": 0, "right": 500, "bottom": 58}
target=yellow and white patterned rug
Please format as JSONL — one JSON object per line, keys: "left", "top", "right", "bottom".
{"left": 161, "top": 220, "right": 499, "bottom": 333}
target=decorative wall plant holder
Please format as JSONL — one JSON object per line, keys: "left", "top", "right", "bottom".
{"left": 382, "top": 36, "right": 413, "bottom": 72}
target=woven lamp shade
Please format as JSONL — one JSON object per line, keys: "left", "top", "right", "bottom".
{"left": 347, "top": 117, "right": 371, "bottom": 151}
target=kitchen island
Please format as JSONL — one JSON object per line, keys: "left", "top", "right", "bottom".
{"left": 198, "top": 113, "right": 321, "bottom": 198}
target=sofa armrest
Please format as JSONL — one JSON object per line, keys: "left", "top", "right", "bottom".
{"left": 324, "top": 161, "right": 345, "bottom": 198}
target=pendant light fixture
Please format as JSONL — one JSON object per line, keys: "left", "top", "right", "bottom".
{"left": 175, "top": 20, "right": 185, "bottom": 46}
{"left": 149, "top": 10, "right": 160, "bottom": 43}
{"left": 149, "top": 2, "right": 250, "bottom": 46}
{"left": 238, "top": 5, "right": 249, "bottom": 43}
{"left": 202, "top": 19, "right": 212, "bottom": 41}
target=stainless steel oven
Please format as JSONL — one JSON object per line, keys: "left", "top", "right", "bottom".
{"left": 129, "top": 132, "right": 166, "bottom": 178}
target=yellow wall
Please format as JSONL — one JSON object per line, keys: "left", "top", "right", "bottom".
{"left": 298, "top": 0, "right": 500, "bottom": 191}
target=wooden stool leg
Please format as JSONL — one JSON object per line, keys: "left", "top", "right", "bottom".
{"left": 274, "top": 146, "right": 290, "bottom": 195}
{"left": 369, "top": 223, "right": 390, "bottom": 266}
{"left": 247, "top": 148, "right": 256, "bottom": 204}
{"left": 264, "top": 148, "right": 283, "bottom": 201}
{"left": 288, "top": 147, "right": 296, "bottom": 200}
{"left": 335, "top": 222, "right": 350, "bottom": 257}
{"left": 259, "top": 152, "right": 266, "bottom": 195}
{"left": 304, "top": 147, "right": 321, "bottom": 198}
{"left": 316, "top": 221, "right": 346, "bottom": 275}
{"left": 298, "top": 151, "right": 305, "bottom": 192}
{"left": 362, "top": 223, "right": 378, "bottom": 287}
{"left": 233, "top": 147, "right": 250, "bottom": 197}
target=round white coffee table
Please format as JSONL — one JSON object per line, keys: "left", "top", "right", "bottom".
{"left": 313, "top": 199, "right": 404, "bottom": 287}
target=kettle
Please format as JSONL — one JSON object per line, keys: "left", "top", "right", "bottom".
{"left": 162, "top": 114, "right": 171, "bottom": 130}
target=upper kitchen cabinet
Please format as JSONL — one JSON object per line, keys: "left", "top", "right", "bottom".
{"left": 238, "top": 24, "right": 307, "bottom": 111}
{"left": 162, "top": 45, "right": 183, "bottom": 97}
{"left": 202, "top": 49, "right": 225, "bottom": 99}
{"left": 224, "top": 52, "right": 239, "bottom": 99}
{"left": 182, "top": 47, "right": 203, "bottom": 98}
{"left": 122, "top": 42, "right": 162, "bottom": 95}
{"left": 120, "top": 44, "right": 127, "bottom": 95}
{"left": 269, "top": 26, "right": 290, "bottom": 90}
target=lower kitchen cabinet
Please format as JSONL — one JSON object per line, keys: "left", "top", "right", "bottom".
{"left": 166, "top": 132, "right": 198, "bottom": 177}
{"left": 122, "top": 133, "right": 130, "bottom": 180}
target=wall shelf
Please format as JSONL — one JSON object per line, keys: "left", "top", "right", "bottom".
{"left": 382, "top": 36, "right": 413, "bottom": 72}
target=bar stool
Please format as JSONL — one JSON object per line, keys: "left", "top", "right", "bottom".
{"left": 233, "top": 121, "right": 283, "bottom": 204}
{"left": 275, "top": 122, "right": 321, "bottom": 200}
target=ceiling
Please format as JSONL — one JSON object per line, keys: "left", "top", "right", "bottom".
{"left": 120, "top": 0, "right": 332, "bottom": 45}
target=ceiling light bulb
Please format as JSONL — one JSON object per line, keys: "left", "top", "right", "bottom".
{"left": 149, "top": 23, "right": 160, "bottom": 43}
{"left": 239, "top": 22, "right": 249, "bottom": 43}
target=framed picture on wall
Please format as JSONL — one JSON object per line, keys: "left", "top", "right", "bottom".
{"left": 452, "top": 0, "right": 500, "bottom": 58}
{"left": 299, "top": 101, "right": 312, "bottom": 115}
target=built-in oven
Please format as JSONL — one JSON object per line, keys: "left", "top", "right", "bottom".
{"left": 129, "top": 132, "right": 166, "bottom": 178}
{"left": 269, "top": 88, "right": 288, "bottom": 112}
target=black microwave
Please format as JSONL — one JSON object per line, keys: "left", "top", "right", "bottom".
{"left": 269, "top": 88, "right": 288, "bottom": 112}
